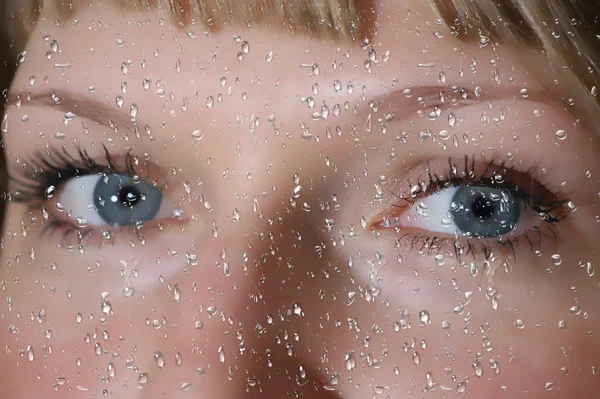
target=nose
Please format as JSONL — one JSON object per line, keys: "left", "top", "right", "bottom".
{"left": 143, "top": 140, "right": 350, "bottom": 398}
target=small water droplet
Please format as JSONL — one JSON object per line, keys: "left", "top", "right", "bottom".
{"left": 191, "top": 130, "right": 204, "bottom": 140}
{"left": 138, "top": 373, "right": 148, "bottom": 385}
{"left": 586, "top": 262, "right": 594, "bottom": 277}
{"left": 555, "top": 129, "right": 567, "bottom": 140}
{"left": 472, "top": 360, "right": 483, "bottom": 377}
{"left": 264, "top": 51, "right": 274, "bottom": 63}
{"left": 107, "top": 362, "right": 116, "bottom": 378}
{"left": 344, "top": 352, "right": 356, "bottom": 371}
{"left": 1, "top": 114, "right": 8, "bottom": 133}
{"left": 180, "top": 382, "right": 192, "bottom": 392}
{"left": 153, "top": 351, "right": 165, "bottom": 368}
{"left": 558, "top": 320, "right": 567, "bottom": 329}
{"left": 412, "top": 351, "right": 421, "bottom": 365}
{"left": 27, "top": 345, "right": 35, "bottom": 362}
{"left": 419, "top": 310, "right": 431, "bottom": 325}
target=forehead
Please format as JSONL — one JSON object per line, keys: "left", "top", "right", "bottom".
{"left": 8, "top": 0, "right": 538, "bottom": 150}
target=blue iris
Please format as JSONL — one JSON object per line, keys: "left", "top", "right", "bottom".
{"left": 451, "top": 186, "right": 521, "bottom": 238}
{"left": 93, "top": 174, "right": 162, "bottom": 226}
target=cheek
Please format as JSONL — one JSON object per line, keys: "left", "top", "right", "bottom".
{"left": 334, "top": 229, "right": 600, "bottom": 392}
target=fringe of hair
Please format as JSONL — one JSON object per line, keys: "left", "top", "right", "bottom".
{"left": 433, "top": 0, "right": 600, "bottom": 131}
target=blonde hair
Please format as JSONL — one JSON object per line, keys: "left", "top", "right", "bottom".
{"left": 2, "top": 0, "right": 600, "bottom": 129}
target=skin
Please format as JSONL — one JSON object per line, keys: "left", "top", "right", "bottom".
{"left": 1, "top": 1, "right": 599, "bottom": 398}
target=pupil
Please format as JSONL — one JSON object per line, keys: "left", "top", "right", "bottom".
{"left": 118, "top": 186, "right": 141, "bottom": 207}
{"left": 471, "top": 195, "right": 496, "bottom": 219}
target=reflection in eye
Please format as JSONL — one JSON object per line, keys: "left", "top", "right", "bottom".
{"left": 60, "top": 174, "right": 163, "bottom": 227}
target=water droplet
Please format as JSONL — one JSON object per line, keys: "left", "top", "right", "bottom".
{"left": 153, "top": 351, "right": 165, "bottom": 368}
{"left": 218, "top": 346, "right": 226, "bottom": 363}
{"left": 27, "top": 345, "right": 34, "bottom": 362}
{"left": 130, "top": 103, "right": 139, "bottom": 122}
{"left": 551, "top": 254, "right": 562, "bottom": 266}
{"left": 586, "top": 262, "right": 595, "bottom": 277}
{"left": 264, "top": 51, "right": 274, "bottom": 63}
{"left": 50, "top": 40, "right": 59, "bottom": 53}
{"left": 439, "top": 71, "right": 447, "bottom": 84}
{"left": 1, "top": 113, "right": 8, "bottom": 133}
{"left": 138, "top": 373, "right": 148, "bottom": 385}
{"left": 558, "top": 320, "right": 567, "bottom": 329}
{"left": 107, "top": 362, "right": 116, "bottom": 378}
{"left": 191, "top": 130, "right": 203, "bottom": 140}
{"left": 17, "top": 51, "right": 27, "bottom": 63}
{"left": 544, "top": 382, "right": 555, "bottom": 391}
{"left": 448, "top": 112, "right": 457, "bottom": 127}
{"left": 292, "top": 185, "right": 303, "bottom": 199}
{"left": 293, "top": 303, "right": 304, "bottom": 316}
{"left": 555, "top": 129, "right": 567, "bottom": 140}
{"left": 312, "top": 63, "right": 320, "bottom": 76}
{"left": 515, "top": 319, "right": 525, "bottom": 329}
{"left": 419, "top": 310, "right": 431, "bottom": 325}
{"left": 45, "top": 185, "right": 56, "bottom": 199}
{"left": 53, "top": 131, "right": 66, "bottom": 141}
{"left": 241, "top": 40, "right": 249, "bottom": 54}
{"left": 472, "top": 360, "right": 483, "bottom": 377}
{"left": 412, "top": 351, "right": 421, "bottom": 365}
{"left": 63, "top": 112, "right": 76, "bottom": 125}
{"left": 180, "top": 382, "right": 192, "bottom": 392}
{"left": 333, "top": 80, "right": 342, "bottom": 93}
{"left": 344, "top": 352, "right": 356, "bottom": 371}
{"left": 426, "top": 371, "right": 434, "bottom": 387}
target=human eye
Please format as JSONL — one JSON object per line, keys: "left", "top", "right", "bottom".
{"left": 372, "top": 156, "right": 569, "bottom": 258}
{"left": 8, "top": 144, "right": 185, "bottom": 245}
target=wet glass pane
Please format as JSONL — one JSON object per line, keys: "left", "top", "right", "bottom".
{"left": 0, "top": 1, "right": 599, "bottom": 398}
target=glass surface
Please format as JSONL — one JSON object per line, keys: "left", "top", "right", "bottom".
{"left": 0, "top": 1, "right": 599, "bottom": 398}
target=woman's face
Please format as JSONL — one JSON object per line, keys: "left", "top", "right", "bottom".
{"left": 1, "top": 1, "right": 599, "bottom": 398}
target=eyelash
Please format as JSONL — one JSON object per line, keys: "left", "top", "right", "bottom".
{"left": 382, "top": 155, "right": 569, "bottom": 261}
{"left": 9, "top": 145, "right": 153, "bottom": 245}
{"left": 9, "top": 149, "right": 569, "bottom": 257}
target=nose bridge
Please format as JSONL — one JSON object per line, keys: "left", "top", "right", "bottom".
{"left": 144, "top": 140, "right": 335, "bottom": 397}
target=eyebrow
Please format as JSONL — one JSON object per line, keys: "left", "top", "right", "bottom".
{"left": 11, "top": 90, "right": 141, "bottom": 131}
